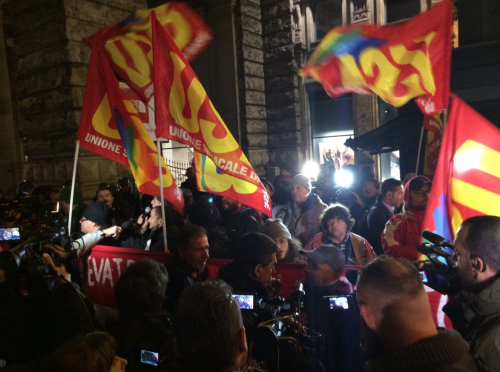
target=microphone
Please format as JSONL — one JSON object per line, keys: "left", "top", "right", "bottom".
{"left": 345, "top": 268, "right": 360, "bottom": 286}
{"left": 422, "top": 231, "right": 454, "bottom": 250}
{"left": 143, "top": 206, "right": 151, "bottom": 219}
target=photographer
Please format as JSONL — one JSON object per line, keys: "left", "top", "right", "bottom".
{"left": 444, "top": 216, "right": 500, "bottom": 371}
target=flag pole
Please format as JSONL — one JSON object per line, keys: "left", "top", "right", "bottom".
{"left": 415, "top": 127, "right": 425, "bottom": 175}
{"left": 156, "top": 139, "right": 169, "bottom": 253}
{"left": 68, "top": 140, "right": 80, "bottom": 237}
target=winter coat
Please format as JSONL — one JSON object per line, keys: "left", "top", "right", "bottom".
{"left": 365, "top": 194, "right": 395, "bottom": 255}
{"left": 224, "top": 208, "right": 262, "bottom": 258}
{"left": 444, "top": 278, "right": 500, "bottom": 372}
{"left": 121, "top": 228, "right": 165, "bottom": 252}
{"left": 382, "top": 177, "right": 429, "bottom": 261}
{"left": 272, "top": 193, "right": 327, "bottom": 247}
{"left": 206, "top": 225, "right": 228, "bottom": 259}
{"left": 305, "top": 231, "right": 377, "bottom": 266}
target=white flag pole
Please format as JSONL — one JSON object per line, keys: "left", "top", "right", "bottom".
{"left": 68, "top": 140, "right": 80, "bottom": 237}
{"left": 156, "top": 139, "right": 169, "bottom": 253}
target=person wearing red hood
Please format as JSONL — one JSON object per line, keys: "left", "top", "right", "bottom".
{"left": 382, "top": 176, "right": 431, "bottom": 260}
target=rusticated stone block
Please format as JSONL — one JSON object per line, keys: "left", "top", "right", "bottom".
{"left": 267, "top": 116, "right": 300, "bottom": 132}
{"left": 264, "top": 45, "right": 293, "bottom": 62}
{"left": 14, "top": 21, "right": 67, "bottom": 56}
{"left": 262, "top": 0, "right": 291, "bottom": 20}
{"left": 267, "top": 102, "right": 300, "bottom": 119}
{"left": 268, "top": 131, "right": 300, "bottom": 147}
{"left": 64, "top": 0, "right": 133, "bottom": 26}
{"left": 263, "top": 15, "right": 292, "bottom": 35}
{"left": 266, "top": 89, "right": 298, "bottom": 106}
{"left": 245, "top": 105, "right": 267, "bottom": 119}
{"left": 244, "top": 61, "right": 264, "bottom": 78}
{"left": 66, "top": 18, "right": 104, "bottom": 43}
{"left": 19, "top": 86, "right": 86, "bottom": 116}
{"left": 240, "top": 0, "right": 262, "bottom": 20}
{"left": 242, "top": 45, "right": 264, "bottom": 63}
{"left": 247, "top": 133, "right": 268, "bottom": 147}
{"left": 20, "top": 109, "right": 81, "bottom": 136}
{"left": 241, "top": 15, "right": 262, "bottom": 34}
{"left": 245, "top": 76, "right": 265, "bottom": 91}
{"left": 68, "top": 41, "right": 92, "bottom": 64}
{"left": 264, "top": 57, "right": 296, "bottom": 77}
{"left": 13, "top": 0, "right": 64, "bottom": 35}
{"left": 264, "top": 30, "right": 293, "bottom": 49}
{"left": 17, "top": 43, "right": 69, "bottom": 76}
{"left": 23, "top": 132, "right": 78, "bottom": 157}
{"left": 242, "top": 31, "right": 263, "bottom": 49}
{"left": 247, "top": 119, "right": 268, "bottom": 133}
{"left": 247, "top": 148, "right": 269, "bottom": 168}
{"left": 245, "top": 90, "right": 266, "bottom": 105}
{"left": 265, "top": 74, "right": 298, "bottom": 91}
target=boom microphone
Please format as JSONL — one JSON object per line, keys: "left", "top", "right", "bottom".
{"left": 422, "top": 231, "right": 454, "bottom": 250}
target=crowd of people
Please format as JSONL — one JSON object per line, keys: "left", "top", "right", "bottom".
{"left": 0, "top": 164, "right": 500, "bottom": 372}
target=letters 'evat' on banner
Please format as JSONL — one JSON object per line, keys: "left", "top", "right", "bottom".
{"left": 423, "top": 95, "right": 500, "bottom": 242}
{"left": 84, "top": 2, "right": 212, "bottom": 103}
{"left": 300, "top": 0, "right": 452, "bottom": 115}
{"left": 151, "top": 13, "right": 261, "bottom": 187}
{"left": 78, "top": 44, "right": 184, "bottom": 214}
{"left": 194, "top": 153, "right": 272, "bottom": 217}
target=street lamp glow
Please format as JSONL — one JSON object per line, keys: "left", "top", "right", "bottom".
{"left": 302, "top": 161, "right": 320, "bottom": 180}
{"left": 335, "top": 169, "right": 353, "bottom": 188}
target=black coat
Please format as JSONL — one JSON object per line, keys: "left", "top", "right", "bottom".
{"left": 366, "top": 195, "right": 395, "bottom": 255}
{"left": 121, "top": 228, "right": 165, "bottom": 252}
{"left": 224, "top": 208, "right": 261, "bottom": 258}
{"left": 206, "top": 225, "right": 228, "bottom": 259}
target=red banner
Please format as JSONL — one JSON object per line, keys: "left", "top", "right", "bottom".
{"left": 86, "top": 246, "right": 451, "bottom": 328}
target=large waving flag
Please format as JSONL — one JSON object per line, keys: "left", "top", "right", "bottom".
{"left": 300, "top": 0, "right": 452, "bottom": 115}
{"left": 79, "top": 43, "right": 184, "bottom": 214}
{"left": 84, "top": 2, "right": 212, "bottom": 103}
{"left": 151, "top": 12, "right": 260, "bottom": 186}
{"left": 422, "top": 95, "right": 500, "bottom": 241}
{"left": 195, "top": 153, "right": 272, "bottom": 217}
{"left": 422, "top": 114, "right": 443, "bottom": 177}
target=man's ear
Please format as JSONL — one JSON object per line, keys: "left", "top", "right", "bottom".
{"left": 360, "top": 303, "right": 377, "bottom": 330}
{"left": 234, "top": 327, "right": 248, "bottom": 369}
{"left": 253, "top": 264, "right": 262, "bottom": 279}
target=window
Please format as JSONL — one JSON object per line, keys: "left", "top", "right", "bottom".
{"left": 315, "top": 0, "right": 344, "bottom": 40}
{"left": 385, "top": 0, "right": 421, "bottom": 24}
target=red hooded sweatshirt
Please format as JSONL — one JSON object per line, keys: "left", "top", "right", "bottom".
{"left": 382, "top": 176, "right": 429, "bottom": 261}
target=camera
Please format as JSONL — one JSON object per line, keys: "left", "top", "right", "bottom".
{"left": 232, "top": 293, "right": 256, "bottom": 311}
{"left": 140, "top": 349, "right": 159, "bottom": 371}
{"left": 416, "top": 231, "right": 461, "bottom": 296}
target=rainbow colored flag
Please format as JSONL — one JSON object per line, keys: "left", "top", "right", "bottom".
{"left": 423, "top": 95, "right": 500, "bottom": 241}
{"left": 300, "top": 0, "right": 452, "bottom": 115}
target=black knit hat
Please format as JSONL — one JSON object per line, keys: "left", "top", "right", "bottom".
{"left": 82, "top": 202, "right": 109, "bottom": 226}
{"left": 187, "top": 200, "right": 219, "bottom": 227}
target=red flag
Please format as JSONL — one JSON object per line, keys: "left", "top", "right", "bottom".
{"left": 422, "top": 95, "right": 500, "bottom": 241}
{"left": 84, "top": 2, "right": 212, "bottom": 103}
{"left": 151, "top": 12, "right": 260, "bottom": 186}
{"left": 300, "top": 0, "right": 452, "bottom": 115}
{"left": 422, "top": 114, "right": 444, "bottom": 177}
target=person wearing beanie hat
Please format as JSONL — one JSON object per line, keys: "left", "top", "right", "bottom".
{"left": 382, "top": 176, "right": 432, "bottom": 261}
{"left": 262, "top": 219, "right": 302, "bottom": 263}
{"left": 272, "top": 173, "right": 327, "bottom": 248}
{"left": 80, "top": 202, "right": 109, "bottom": 234}
{"left": 59, "top": 186, "right": 87, "bottom": 235}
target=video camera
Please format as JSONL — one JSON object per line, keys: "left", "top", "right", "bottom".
{"left": 416, "top": 231, "right": 461, "bottom": 296}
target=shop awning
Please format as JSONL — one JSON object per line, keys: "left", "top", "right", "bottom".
{"left": 345, "top": 110, "right": 424, "bottom": 154}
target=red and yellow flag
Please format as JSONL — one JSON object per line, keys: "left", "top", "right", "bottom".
{"left": 195, "top": 153, "right": 272, "bottom": 217}
{"left": 151, "top": 12, "right": 260, "bottom": 186}
{"left": 422, "top": 114, "right": 443, "bottom": 177}
{"left": 84, "top": 2, "right": 212, "bottom": 103}
{"left": 422, "top": 95, "right": 500, "bottom": 241}
{"left": 78, "top": 43, "right": 184, "bottom": 214}
{"left": 300, "top": 0, "right": 452, "bottom": 115}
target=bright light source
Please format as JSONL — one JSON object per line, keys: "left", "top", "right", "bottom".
{"left": 335, "top": 169, "right": 353, "bottom": 188}
{"left": 454, "top": 148, "right": 482, "bottom": 172}
{"left": 302, "top": 161, "right": 320, "bottom": 180}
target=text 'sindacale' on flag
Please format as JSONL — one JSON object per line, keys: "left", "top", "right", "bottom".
{"left": 300, "top": 0, "right": 452, "bottom": 115}
{"left": 78, "top": 43, "right": 184, "bottom": 215}
{"left": 422, "top": 95, "right": 500, "bottom": 242}
{"left": 84, "top": 2, "right": 212, "bottom": 103}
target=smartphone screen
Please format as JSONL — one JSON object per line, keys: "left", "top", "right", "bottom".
{"left": 140, "top": 350, "right": 159, "bottom": 366}
{"left": 328, "top": 296, "right": 349, "bottom": 310}
{"left": 0, "top": 228, "right": 21, "bottom": 241}
{"left": 232, "top": 294, "right": 254, "bottom": 310}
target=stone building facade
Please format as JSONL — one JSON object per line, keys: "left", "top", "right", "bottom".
{"left": 0, "top": 0, "right": 465, "bottom": 196}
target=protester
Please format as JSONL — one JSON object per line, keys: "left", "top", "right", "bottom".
{"left": 315, "top": 171, "right": 336, "bottom": 205}
{"left": 363, "top": 178, "right": 404, "bottom": 255}
{"left": 59, "top": 186, "right": 87, "bottom": 235}
{"left": 300, "top": 245, "right": 362, "bottom": 372}
{"left": 174, "top": 280, "right": 248, "bottom": 372}
{"left": 164, "top": 224, "right": 209, "bottom": 314}
{"left": 361, "top": 178, "right": 380, "bottom": 208}
{"left": 121, "top": 206, "right": 165, "bottom": 251}
{"left": 271, "top": 166, "right": 294, "bottom": 205}
{"left": 180, "top": 166, "right": 203, "bottom": 200}
{"left": 444, "top": 216, "right": 500, "bottom": 371}
{"left": 306, "top": 204, "right": 376, "bottom": 265}
{"left": 96, "top": 187, "right": 134, "bottom": 226}
{"left": 262, "top": 218, "right": 301, "bottom": 263}
{"left": 222, "top": 197, "right": 262, "bottom": 258}
{"left": 41, "top": 332, "right": 128, "bottom": 372}
{"left": 117, "top": 177, "right": 140, "bottom": 217}
{"left": 187, "top": 200, "right": 228, "bottom": 258}
{"left": 107, "top": 260, "right": 173, "bottom": 371}
{"left": 273, "top": 174, "right": 327, "bottom": 247}
{"left": 357, "top": 256, "right": 477, "bottom": 372}
{"left": 382, "top": 176, "right": 431, "bottom": 260}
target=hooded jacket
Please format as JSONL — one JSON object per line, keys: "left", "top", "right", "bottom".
{"left": 224, "top": 207, "right": 262, "bottom": 258}
{"left": 382, "top": 177, "right": 429, "bottom": 261}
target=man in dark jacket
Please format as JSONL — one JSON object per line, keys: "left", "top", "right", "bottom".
{"left": 444, "top": 216, "right": 500, "bottom": 372}
{"left": 121, "top": 206, "right": 165, "bottom": 252}
{"left": 164, "top": 224, "right": 209, "bottom": 314}
{"left": 222, "top": 197, "right": 261, "bottom": 258}
{"left": 363, "top": 178, "right": 404, "bottom": 255}
{"left": 357, "top": 256, "right": 476, "bottom": 372}
{"left": 300, "top": 246, "right": 361, "bottom": 372}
